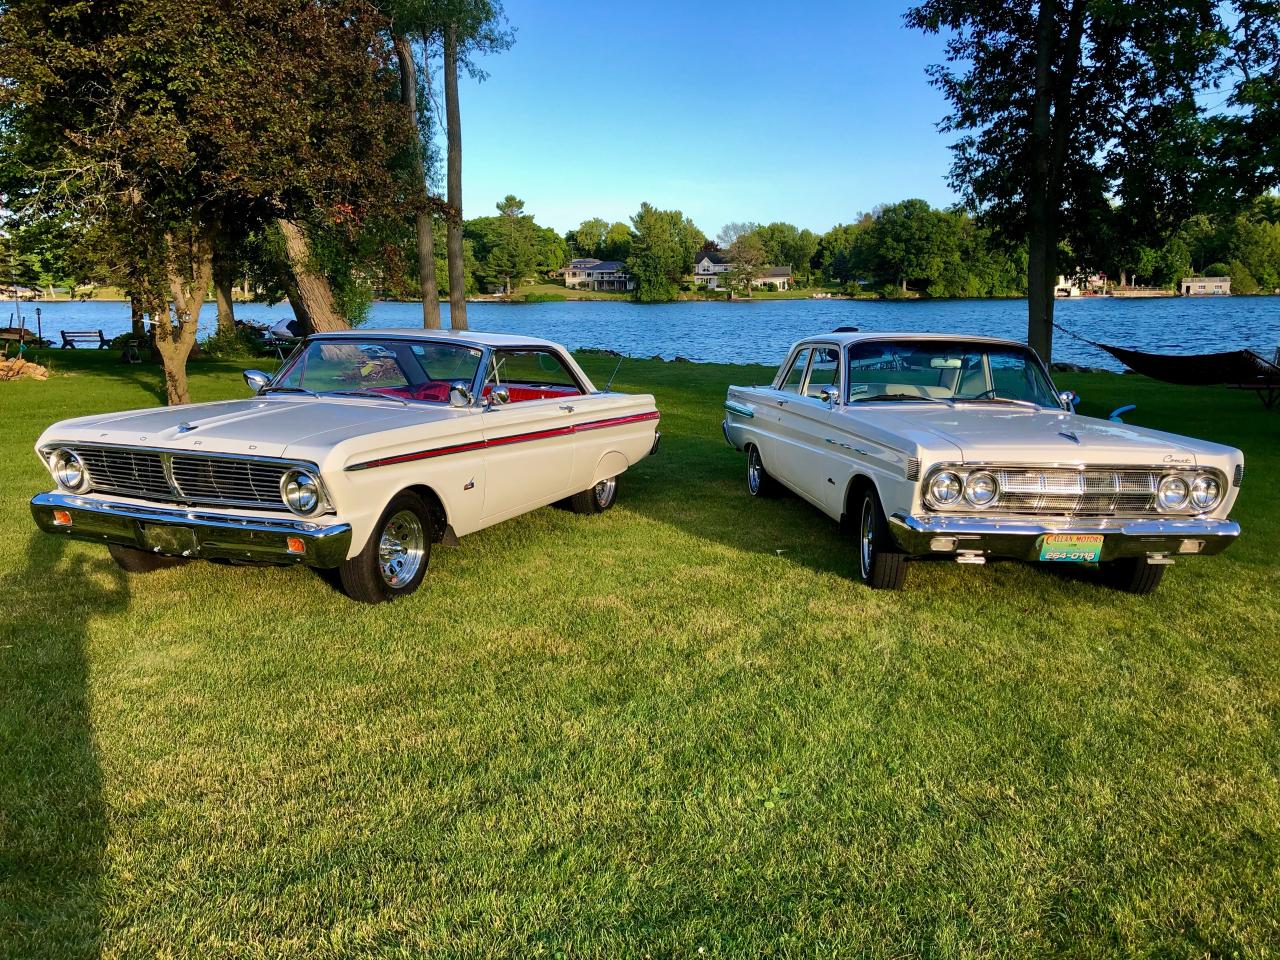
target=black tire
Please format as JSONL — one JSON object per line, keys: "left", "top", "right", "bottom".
{"left": 567, "top": 476, "right": 619, "bottom": 515}
{"left": 855, "top": 487, "right": 908, "bottom": 590}
{"left": 107, "top": 542, "right": 192, "bottom": 573}
{"left": 338, "top": 492, "right": 433, "bottom": 604}
{"left": 746, "top": 444, "right": 782, "bottom": 498}
{"left": 1099, "top": 557, "right": 1166, "bottom": 595}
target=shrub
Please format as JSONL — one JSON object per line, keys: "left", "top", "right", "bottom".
{"left": 201, "top": 326, "right": 268, "bottom": 359}
{"left": 521, "top": 292, "right": 567, "bottom": 303}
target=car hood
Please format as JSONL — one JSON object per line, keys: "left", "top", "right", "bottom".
{"left": 41, "top": 397, "right": 461, "bottom": 460}
{"left": 838, "top": 404, "right": 1225, "bottom": 466}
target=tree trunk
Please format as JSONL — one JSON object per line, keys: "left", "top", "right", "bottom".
{"left": 444, "top": 23, "right": 467, "bottom": 330}
{"left": 152, "top": 227, "right": 215, "bottom": 406}
{"left": 129, "top": 295, "right": 145, "bottom": 337}
{"left": 276, "top": 218, "right": 346, "bottom": 333}
{"left": 1025, "top": 0, "right": 1058, "bottom": 363}
{"left": 213, "top": 253, "right": 236, "bottom": 336}
{"left": 394, "top": 33, "right": 441, "bottom": 329}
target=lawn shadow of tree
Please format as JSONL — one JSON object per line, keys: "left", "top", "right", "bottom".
{"left": 0, "top": 534, "right": 130, "bottom": 958}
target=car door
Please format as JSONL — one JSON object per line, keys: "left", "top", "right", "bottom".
{"left": 771, "top": 343, "right": 848, "bottom": 515}
{"left": 478, "top": 348, "right": 581, "bottom": 520}
{"left": 757, "top": 346, "right": 811, "bottom": 473}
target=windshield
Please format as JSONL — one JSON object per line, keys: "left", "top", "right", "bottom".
{"left": 274, "top": 338, "right": 483, "bottom": 403}
{"left": 846, "top": 340, "right": 1058, "bottom": 406}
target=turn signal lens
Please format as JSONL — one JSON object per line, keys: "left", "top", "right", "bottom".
{"left": 1189, "top": 475, "right": 1220, "bottom": 511}
{"left": 52, "top": 509, "right": 72, "bottom": 526}
{"left": 1157, "top": 474, "right": 1190, "bottom": 511}
{"left": 286, "top": 537, "right": 306, "bottom": 554}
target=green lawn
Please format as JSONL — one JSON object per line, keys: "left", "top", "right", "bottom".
{"left": 2, "top": 350, "right": 1278, "bottom": 958}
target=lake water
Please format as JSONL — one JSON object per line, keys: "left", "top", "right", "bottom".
{"left": 8, "top": 295, "right": 1279, "bottom": 372}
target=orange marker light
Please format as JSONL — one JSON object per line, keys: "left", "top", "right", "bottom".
{"left": 52, "top": 509, "right": 72, "bottom": 526}
{"left": 286, "top": 537, "right": 306, "bottom": 554}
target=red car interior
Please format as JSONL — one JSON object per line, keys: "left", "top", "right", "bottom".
{"left": 373, "top": 382, "right": 582, "bottom": 404}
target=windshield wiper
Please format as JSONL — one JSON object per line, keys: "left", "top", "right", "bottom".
{"left": 261, "top": 385, "right": 318, "bottom": 398}
{"left": 326, "top": 390, "right": 410, "bottom": 406}
{"left": 853, "top": 393, "right": 950, "bottom": 404}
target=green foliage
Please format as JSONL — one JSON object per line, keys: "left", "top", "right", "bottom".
{"left": 199, "top": 327, "right": 267, "bottom": 360}
{"left": 816, "top": 201, "right": 1025, "bottom": 298}
{"left": 463, "top": 195, "right": 564, "bottom": 294}
{"left": 519, "top": 291, "right": 566, "bottom": 302}
{"left": 626, "top": 203, "right": 704, "bottom": 303}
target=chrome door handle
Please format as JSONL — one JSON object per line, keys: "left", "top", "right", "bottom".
{"left": 776, "top": 399, "right": 789, "bottom": 406}
{"left": 559, "top": 404, "right": 576, "bottom": 413}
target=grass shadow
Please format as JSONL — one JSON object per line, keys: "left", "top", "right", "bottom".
{"left": 0, "top": 534, "right": 130, "bottom": 958}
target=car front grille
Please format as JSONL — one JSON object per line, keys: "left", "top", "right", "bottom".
{"left": 991, "top": 467, "right": 1162, "bottom": 516}
{"left": 71, "top": 445, "right": 292, "bottom": 510}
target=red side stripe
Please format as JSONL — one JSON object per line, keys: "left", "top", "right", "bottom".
{"left": 346, "top": 410, "right": 660, "bottom": 471}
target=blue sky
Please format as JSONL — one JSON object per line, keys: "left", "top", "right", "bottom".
{"left": 457, "top": 0, "right": 960, "bottom": 237}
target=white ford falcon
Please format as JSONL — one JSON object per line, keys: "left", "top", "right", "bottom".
{"left": 31, "top": 330, "right": 660, "bottom": 602}
{"left": 723, "top": 331, "right": 1243, "bottom": 594}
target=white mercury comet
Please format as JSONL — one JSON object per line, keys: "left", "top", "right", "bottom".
{"left": 31, "top": 331, "right": 660, "bottom": 603}
{"left": 723, "top": 331, "right": 1243, "bottom": 593}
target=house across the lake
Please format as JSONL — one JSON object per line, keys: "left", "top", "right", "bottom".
{"left": 1181, "top": 276, "right": 1231, "bottom": 296}
{"left": 692, "top": 252, "right": 793, "bottom": 291}
{"left": 562, "top": 258, "right": 635, "bottom": 292}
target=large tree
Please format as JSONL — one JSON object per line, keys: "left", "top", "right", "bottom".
{"left": 626, "top": 203, "right": 705, "bottom": 303}
{"left": 906, "top": 1, "right": 1232, "bottom": 361}
{"left": 1, "top": 0, "right": 412, "bottom": 401}
{"left": 417, "top": 0, "right": 512, "bottom": 329}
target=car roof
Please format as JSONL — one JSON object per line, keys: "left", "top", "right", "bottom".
{"left": 803, "top": 331, "right": 1028, "bottom": 349}
{"left": 309, "top": 328, "right": 564, "bottom": 350}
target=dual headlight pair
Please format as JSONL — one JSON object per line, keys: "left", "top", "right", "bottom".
{"left": 927, "top": 469, "right": 999, "bottom": 509}
{"left": 925, "top": 465, "right": 1224, "bottom": 513}
{"left": 1155, "top": 473, "right": 1221, "bottom": 512}
{"left": 47, "top": 448, "right": 327, "bottom": 517}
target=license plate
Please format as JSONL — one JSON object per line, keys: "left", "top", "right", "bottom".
{"left": 1039, "top": 534, "right": 1103, "bottom": 563}
{"left": 141, "top": 524, "right": 198, "bottom": 556}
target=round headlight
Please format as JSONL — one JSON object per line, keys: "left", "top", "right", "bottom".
{"left": 1189, "top": 474, "right": 1220, "bottom": 511}
{"left": 964, "top": 470, "right": 999, "bottom": 507}
{"left": 929, "top": 470, "right": 963, "bottom": 506}
{"left": 281, "top": 469, "right": 321, "bottom": 515}
{"left": 51, "top": 448, "right": 88, "bottom": 491}
{"left": 1157, "top": 474, "right": 1190, "bottom": 511}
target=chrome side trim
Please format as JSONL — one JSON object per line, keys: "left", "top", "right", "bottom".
{"left": 724, "top": 400, "right": 754, "bottom": 418}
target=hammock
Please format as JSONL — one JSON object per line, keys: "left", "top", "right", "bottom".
{"left": 1055, "top": 323, "right": 1280, "bottom": 408}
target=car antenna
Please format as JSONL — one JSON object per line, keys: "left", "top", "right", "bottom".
{"left": 602, "top": 354, "right": 626, "bottom": 393}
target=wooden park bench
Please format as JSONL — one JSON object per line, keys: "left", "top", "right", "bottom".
{"left": 60, "top": 329, "right": 110, "bottom": 349}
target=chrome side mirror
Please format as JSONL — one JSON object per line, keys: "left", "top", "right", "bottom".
{"left": 244, "top": 369, "right": 272, "bottom": 394}
{"left": 448, "top": 382, "right": 473, "bottom": 407}
{"left": 819, "top": 387, "right": 839, "bottom": 405}
{"left": 1058, "top": 389, "right": 1079, "bottom": 411}
{"left": 486, "top": 387, "right": 511, "bottom": 407}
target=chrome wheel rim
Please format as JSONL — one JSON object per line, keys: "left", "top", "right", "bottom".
{"left": 860, "top": 499, "right": 874, "bottom": 578}
{"left": 594, "top": 476, "right": 617, "bottom": 508}
{"left": 748, "top": 449, "right": 762, "bottom": 494}
{"left": 378, "top": 510, "right": 425, "bottom": 587}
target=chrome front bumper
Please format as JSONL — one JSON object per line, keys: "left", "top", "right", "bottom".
{"left": 31, "top": 492, "right": 352, "bottom": 568}
{"left": 889, "top": 513, "right": 1240, "bottom": 562}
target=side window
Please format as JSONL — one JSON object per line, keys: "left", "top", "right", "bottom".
{"left": 778, "top": 349, "right": 811, "bottom": 394}
{"left": 805, "top": 346, "right": 840, "bottom": 399}
{"left": 485, "top": 349, "right": 584, "bottom": 402}
{"left": 990, "top": 351, "right": 1033, "bottom": 395}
